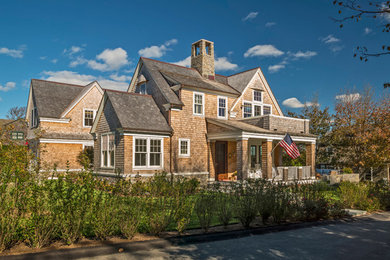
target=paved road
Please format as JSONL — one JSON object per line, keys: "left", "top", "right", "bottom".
{"left": 77, "top": 212, "right": 390, "bottom": 260}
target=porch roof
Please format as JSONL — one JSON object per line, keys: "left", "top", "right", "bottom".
{"left": 206, "top": 118, "right": 317, "bottom": 142}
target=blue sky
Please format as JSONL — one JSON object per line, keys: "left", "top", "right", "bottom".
{"left": 0, "top": 0, "right": 389, "bottom": 117}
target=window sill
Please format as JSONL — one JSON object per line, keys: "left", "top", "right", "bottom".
{"left": 133, "top": 166, "right": 163, "bottom": 170}
{"left": 179, "top": 155, "right": 190, "bottom": 158}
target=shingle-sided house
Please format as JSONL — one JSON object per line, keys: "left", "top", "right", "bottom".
{"left": 26, "top": 79, "right": 104, "bottom": 170}
{"left": 92, "top": 39, "right": 317, "bottom": 181}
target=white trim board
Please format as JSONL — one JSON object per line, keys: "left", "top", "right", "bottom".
{"left": 40, "top": 117, "right": 70, "bottom": 123}
{"left": 207, "top": 132, "right": 316, "bottom": 143}
{"left": 40, "top": 139, "right": 94, "bottom": 145}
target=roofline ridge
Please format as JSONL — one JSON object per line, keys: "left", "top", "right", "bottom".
{"left": 227, "top": 67, "right": 260, "bottom": 77}
{"left": 31, "top": 79, "right": 85, "bottom": 87}
{"left": 141, "top": 57, "right": 197, "bottom": 71}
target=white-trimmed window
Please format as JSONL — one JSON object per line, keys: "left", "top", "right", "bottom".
{"left": 101, "top": 134, "right": 115, "bottom": 168}
{"left": 83, "top": 109, "right": 96, "bottom": 127}
{"left": 193, "top": 92, "right": 204, "bottom": 116}
{"left": 243, "top": 102, "right": 252, "bottom": 118}
{"left": 217, "top": 96, "right": 227, "bottom": 118}
{"left": 138, "top": 83, "right": 147, "bottom": 95}
{"left": 133, "top": 136, "right": 164, "bottom": 169}
{"left": 179, "top": 138, "right": 190, "bottom": 157}
{"left": 11, "top": 131, "right": 24, "bottom": 140}
{"left": 263, "top": 105, "right": 272, "bottom": 115}
{"left": 253, "top": 90, "right": 262, "bottom": 102}
{"left": 254, "top": 105, "right": 262, "bottom": 117}
{"left": 31, "top": 108, "right": 38, "bottom": 128}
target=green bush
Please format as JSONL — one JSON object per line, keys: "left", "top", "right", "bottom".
{"left": 339, "top": 182, "right": 381, "bottom": 212}
{"left": 195, "top": 192, "right": 216, "bottom": 232}
{"left": 232, "top": 183, "right": 258, "bottom": 228}
{"left": 342, "top": 167, "right": 353, "bottom": 174}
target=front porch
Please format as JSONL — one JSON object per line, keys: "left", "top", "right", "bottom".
{"left": 206, "top": 117, "right": 317, "bottom": 181}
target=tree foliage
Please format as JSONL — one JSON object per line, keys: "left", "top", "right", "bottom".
{"left": 330, "top": 88, "right": 390, "bottom": 172}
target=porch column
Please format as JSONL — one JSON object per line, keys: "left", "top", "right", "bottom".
{"left": 236, "top": 138, "right": 248, "bottom": 180}
{"left": 208, "top": 141, "right": 216, "bottom": 181}
{"left": 306, "top": 142, "right": 316, "bottom": 177}
{"left": 261, "top": 140, "right": 273, "bottom": 179}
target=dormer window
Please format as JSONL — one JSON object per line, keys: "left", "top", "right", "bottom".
{"left": 137, "top": 83, "right": 147, "bottom": 95}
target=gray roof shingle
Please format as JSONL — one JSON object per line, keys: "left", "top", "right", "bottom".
{"left": 227, "top": 68, "right": 259, "bottom": 93}
{"left": 106, "top": 90, "right": 172, "bottom": 134}
{"left": 31, "top": 79, "right": 85, "bottom": 118}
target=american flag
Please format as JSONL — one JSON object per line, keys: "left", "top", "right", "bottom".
{"left": 280, "top": 134, "right": 300, "bottom": 159}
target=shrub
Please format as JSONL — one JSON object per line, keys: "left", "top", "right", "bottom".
{"left": 117, "top": 197, "right": 142, "bottom": 239}
{"left": 91, "top": 191, "right": 119, "bottom": 240}
{"left": 232, "top": 183, "right": 258, "bottom": 228}
{"left": 195, "top": 192, "right": 216, "bottom": 232}
{"left": 342, "top": 167, "right": 353, "bottom": 174}
{"left": 215, "top": 192, "right": 233, "bottom": 228}
{"left": 339, "top": 182, "right": 381, "bottom": 212}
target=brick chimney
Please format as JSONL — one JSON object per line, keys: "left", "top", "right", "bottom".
{"left": 191, "top": 39, "right": 215, "bottom": 79}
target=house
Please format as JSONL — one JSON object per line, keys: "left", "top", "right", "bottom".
{"left": 0, "top": 118, "right": 27, "bottom": 145}
{"left": 92, "top": 39, "right": 317, "bottom": 181}
{"left": 25, "top": 79, "right": 104, "bottom": 171}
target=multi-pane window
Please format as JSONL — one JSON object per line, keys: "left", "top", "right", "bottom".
{"left": 101, "top": 134, "right": 115, "bottom": 167}
{"left": 263, "top": 105, "right": 271, "bottom": 115}
{"left": 179, "top": 139, "right": 190, "bottom": 157}
{"left": 84, "top": 109, "right": 95, "bottom": 127}
{"left": 149, "top": 139, "right": 161, "bottom": 166}
{"left": 193, "top": 92, "right": 204, "bottom": 115}
{"left": 134, "top": 137, "right": 163, "bottom": 168}
{"left": 218, "top": 97, "right": 227, "bottom": 118}
{"left": 135, "top": 139, "right": 147, "bottom": 166}
{"left": 138, "top": 84, "right": 147, "bottom": 95}
{"left": 243, "top": 102, "right": 252, "bottom": 118}
{"left": 254, "top": 105, "right": 262, "bottom": 117}
{"left": 250, "top": 145, "right": 257, "bottom": 168}
{"left": 253, "top": 90, "right": 262, "bottom": 102}
{"left": 11, "top": 131, "right": 24, "bottom": 140}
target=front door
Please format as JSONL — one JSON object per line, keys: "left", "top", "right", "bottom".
{"left": 215, "top": 141, "right": 227, "bottom": 179}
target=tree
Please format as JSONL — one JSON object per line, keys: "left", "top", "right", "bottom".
{"left": 333, "top": 0, "right": 390, "bottom": 60}
{"left": 330, "top": 87, "right": 390, "bottom": 172}
{"left": 285, "top": 97, "right": 332, "bottom": 165}
{"left": 6, "top": 106, "right": 26, "bottom": 120}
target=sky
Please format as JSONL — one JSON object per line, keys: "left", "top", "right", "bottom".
{"left": 0, "top": 0, "right": 389, "bottom": 117}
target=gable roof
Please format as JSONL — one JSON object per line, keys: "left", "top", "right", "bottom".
{"left": 92, "top": 90, "right": 172, "bottom": 134}
{"left": 30, "top": 79, "right": 85, "bottom": 118}
{"left": 227, "top": 68, "right": 259, "bottom": 93}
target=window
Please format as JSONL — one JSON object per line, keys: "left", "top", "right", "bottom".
{"left": 254, "top": 105, "right": 262, "bottom": 117}
{"left": 250, "top": 145, "right": 257, "bottom": 168}
{"left": 134, "top": 137, "right": 163, "bottom": 169}
{"left": 243, "top": 102, "right": 252, "bottom": 118}
{"left": 101, "top": 134, "right": 115, "bottom": 168}
{"left": 84, "top": 109, "right": 95, "bottom": 127}
{"left": 263, "top": 105, "right": 272, "bottom": 115}
{"left": 135, "top": 138, "right": 147, "bottom": 166}
{"left": 218, "top": 96, "right": 227, "bottom": 118}
{"left": 193, "top": 92, "right": 204, "bottom": 116}
{"left": 11, "top": 131, "right": 24, "bottom": 140}
{"left": 31, "top": 108, "right": 38, "bottom": 128}
{"left": 138, "top": 83, "right": 147, "bottom": 95}
{"left": 149, "top": 139, "right": 161, "bottom": 166}
{"left": 179, "top": 139, "right": 190, "bottom": 157}
{"left": 253, "top": 90, "right": 262, "bottom": 102}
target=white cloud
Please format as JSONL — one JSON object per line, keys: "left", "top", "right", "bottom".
{"left": 282, "top": 97, "right": 316, "bottom": 108}
{"left": 172, "top": 56, "right": 238, "bottom": 71}
{"left": 64, "top": 46, "right": 83, "bottom": 55}
{"left": 364, "top": 27, "right": 372, "bottom": 35}
{"left": 335, "top": 93, "right": 361, "bottom": 102}
{"left": 41, "top": 70, "right": 128, "bottom": 91}
{"left": 40, "top": 56, "right": 47, "bottom": 60}
{"left": 89, "top": 48, "right": 129, "bottom": 71}
{"left": 268, "top": 64, "right": 285, "bottom": 73}
{"left": 0, "top": 47, "right": 23, "bottom": 58}
{"left": 173, "top": 56, "right": 191, "bottom": 67}
{"left": 0, "top": 82, "right": 16, "bottom": 92}
{"left": 109, "top": 73, "right": 132, "bottom": 82}
{"left": 265, "top": 22, "right": 276, "bottom": 27}
{"left": 321, "top": 34, "right": 340, "bottom": 44}
{"left": 215, "top": 57, "right": 238, "bottom": 71}
{"left": 138, "top": 39, "right": 178, "bottom": 58}
{"left": 242, "top": 11, "right": 258, "bottom": 21}
{"left": 329, "top": 45, "right": 344, "bottom": 53}
{"left": 51, "top": 59, "right": 58, "bottom": 64}
{"left": 244, "top": 45, "right": 284, "bottom": 58}
{"left": 291, "top": 51, "right": 317, "bottom": 59}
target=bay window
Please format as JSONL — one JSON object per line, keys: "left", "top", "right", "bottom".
{"left": 101, "top": 134, "right": 115, "bottom": 168}
{"left": 133, "top": 136, "right": 163, "bottom": 169}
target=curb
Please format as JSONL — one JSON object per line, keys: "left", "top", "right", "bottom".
{"left": 2, "top": 217, "right": 356, "bottom": 260}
